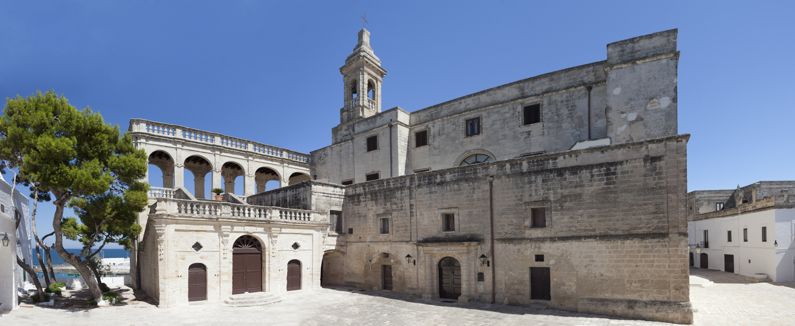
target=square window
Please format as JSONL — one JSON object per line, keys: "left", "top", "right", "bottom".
{"left": 442, "top": 213, "right": 456, "bottom": 232}
{"left": 465, "top": 117, "right": 481, "bottom": 137}
{"left": 530, "top": 207, "right": 546, "bottom": 228}
{"left": 380, "top": 218, "right": 390, "bottom": 234}
{"left": 415, "top": 130, "right": 428, "bottom": 147}
{"left": 341, "top": 180, "right": 353, "bottom": 185}
{"left": 366, "top": 135, "right": 378, "bottom": 152}
{"left": 727, "top": 230, "right": 732, "bottom": 242}
{"left": 523, "top": 104, "right": 541, "bottom": 125}
{"left": 535, "top": 254, "right": 544, "bottom": 262}
{"left": 366, "top": 172, "right": 380, "bottom": 181}
{"left": 348, "top": 227, "right": 354, "bottom": 234}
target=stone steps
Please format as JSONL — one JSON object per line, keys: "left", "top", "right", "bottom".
{"left": 224, "top": 292, "right": 282, "bottom": 307}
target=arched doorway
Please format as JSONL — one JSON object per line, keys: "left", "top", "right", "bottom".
{"left": 232, "top": 236, "right": 262, "bottom": 294}
{"left": 438, "top": 257, "right": 461, "bottom": 300}
{"left": 321, "top": 251, "right": 344, "bottom": 287}
{"left": 699, "top": 253, "right": 709, "bottom": 269}
{"left": 188, "top": 263, "right": 207, "bottom": 301}
{"left": 287, "top": 259, "right": 302, "bottom": 291}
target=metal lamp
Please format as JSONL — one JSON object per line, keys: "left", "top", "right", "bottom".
{"left": 1, "top": 232, "right": 9, "bottom": 247}
{"left": 479, "top": 254, "right": 489, "bottom": 266}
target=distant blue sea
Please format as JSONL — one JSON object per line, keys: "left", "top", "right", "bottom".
{"left": 32, "top": 248, "right": 129, "bottom": 266}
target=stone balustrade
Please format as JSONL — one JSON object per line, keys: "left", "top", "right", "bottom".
{"left": 154, "top": 198, "right": 317, "bottom": 224}
{"left": 130, "top": 119, "right": 310, "bottom": 164}
{"left": 148, "top": 187, "right": 175, "bottom": 199}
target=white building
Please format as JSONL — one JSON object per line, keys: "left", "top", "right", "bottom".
{"left": 688, "top": 181, "right": 795, "bottom": 282}
{"left": 0, "top": 174, "right": 33, "bottom": 313}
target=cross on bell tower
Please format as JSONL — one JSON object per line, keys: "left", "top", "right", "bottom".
{"left": 340, "top": 28, "right": 387, "bottom": 123}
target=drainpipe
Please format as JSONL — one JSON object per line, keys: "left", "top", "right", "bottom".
{"left": 586, "top": 85, "right": 593, "bottom": 140}
{"left": 388, "top": 120, "right": 394, "bottom": 177}
{"left": 488, "top": 176, "right": 496, "bottom": 304}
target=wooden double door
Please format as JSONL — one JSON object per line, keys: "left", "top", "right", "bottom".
{"left": 233, "top": 236, "right": 263, "bottom": 294}
{"left": 438, "top": 257, "right": 461, "bottom": 300}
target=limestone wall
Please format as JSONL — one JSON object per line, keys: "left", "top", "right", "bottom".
{"left": 328, "top": 134, "right": 691, "bottom": 324}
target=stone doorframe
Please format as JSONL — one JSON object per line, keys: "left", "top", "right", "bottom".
{"left": 417, "top": 241, "right": 480, "bottom": 303}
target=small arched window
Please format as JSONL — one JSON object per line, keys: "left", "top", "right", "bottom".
{"left": 460, "top": 154, "right": 493, "bottom": 166}
{"left": 367, "top": 80, "right": 375, "bottom": 100}
{"left": 350, "top": 80, "right": 359, "bottom": 101}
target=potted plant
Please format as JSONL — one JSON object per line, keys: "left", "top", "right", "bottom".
{"left": 212, "top": 188, "right": 224, "bottom": 201}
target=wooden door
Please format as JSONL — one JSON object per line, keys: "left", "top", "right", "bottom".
{"left": 530, "top": 267, "right": 551, "bottom": 300}
{"left": 724, "top": 254, "right": 734, "bottom": 273}
{"left": 382, "top": 265, "right": 393, "bottom": 290}
{"left": 287, "top": 260, "right": 302, "bottom": 291}
{"left": 233, "top": 236, "right": 263, "bottom": 294}
{"left": 689, "top": 252, "right": 694, "bottom": 267}
{"left": 700, "top": 253, "right": 709, "bottom": 269}
{"left": 438, "top": 257, "right": 461, "bottom": 300}
{"left": 188, "top": 263, "right": 207, "bottom": 302}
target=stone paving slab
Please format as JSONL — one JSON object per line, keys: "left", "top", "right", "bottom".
{"left": 2, "top": 270, "right": 794, "bottom": 325}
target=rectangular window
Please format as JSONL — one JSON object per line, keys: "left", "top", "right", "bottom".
{"left": 477, "top": 272, "right": 485, "bottom": 282}
{"left": 703, "top": 230, "right": 709, "bottom": 248}
{"left": 442, "top": 213, "right": 456, "bottom": 232}
{"left": 380, "top": 218, "right": 390, "bottom": 234}
{"left": 365, "top": 172, "right": 380, "bottom": 181}
{"left": 523, "top": 104, "right": 541, "bottom": 125}
{"left": 0, "top": 204, "right": 4, "bottom": 213}
{"left": 530, "top": 207, "right": 546, "bottom": 228}
{"left": 743, "top": 228, "right": 748, "bottom": 242}
{"left": 762, "top": 226, "right": 767, "bottom": 242}
{"left": 331, "top": 210, "right": 343, "bottom": 234}
{"left": 716, "top": 202, "right": 724, "bottom": 211}
{"left": 727, "top": 230, "right": 732, "bottom": 242}
{"left": 534, "top": 254, "right": 544, "bottom": 262}
{"left": 348, "top": 227, "right": 354, "bottom": 234}
{"left": 366, "top": 135, "right": 378, "bottom": 152}
{"left": 341, "top": 180, "right": 353, "bottom": 186}
{"left": 415, "top": 130, "right": 428, "bottom": 147}
{"left": 465, "top": 117, "right": 481, "bottom": 137}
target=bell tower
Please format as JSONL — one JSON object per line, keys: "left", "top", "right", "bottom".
{"left": 340, "top": 28, "right": 387, "bottom": 123}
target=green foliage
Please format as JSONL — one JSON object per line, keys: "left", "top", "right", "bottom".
{"left": 45, "top": 282, "right": 66, "bottom": 295}
{"left": 31, "top": 292, "right": 50, "bottom": 303}
{"left": 0, "top": 90, "right": 148, "bottom": 252}
{"left": 212, "top": 188, "right": 223, "bottom": 195}
{"left": 102, "top": 291, "right": 121, "bottom": 304}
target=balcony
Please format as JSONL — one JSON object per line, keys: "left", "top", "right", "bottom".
{"left": 149, "top": 197, "right": 322, "bottom": 225}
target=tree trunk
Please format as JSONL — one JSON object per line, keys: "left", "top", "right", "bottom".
{"left": 51, "top": 196, "right": 104, "bottom": 303}
{"left": 35, "top": 244, "right": 51, "bottom": 286}
{"left": 44, "top": 245, "right": 58, "bottom": 283}
{"left": 88, "top": 261, "right": 104, "bottom": 288}
{"left": 17, "top": 255, "right": 46, "bottom": 300}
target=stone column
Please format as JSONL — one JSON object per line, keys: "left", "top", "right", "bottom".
{"left": 218, "top": 226, "right": 232, "bottom": 299}
{"left": 194, "top": 173, "right": 206, "bottom": 199}
{"left": 212, "top": 169, "right": 222, "bottom": 195}
{"left": 244, "top": 174, "right": 255, "bottom": 196}
{"left": 174, "top": 163, "right": 184, "bottom": 190}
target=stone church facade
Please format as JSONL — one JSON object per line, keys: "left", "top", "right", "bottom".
{"left": 133, "top": 29, "right": 692, "bottom": 323}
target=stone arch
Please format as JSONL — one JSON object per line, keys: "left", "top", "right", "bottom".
{"left": 350, "top": 79, "right": 359, "bottom": 101}
{"left": 454, "top": 149, "right": 496, "bottom": 167}
{"left": 184, "top": 155, "right": 213, "bottom": 199}
{"left": 254, "top": 166, "right": 281, "bottom": 193}
{"left": 288, "top": 172, "right": 311, "bottom": 186}
{"left": 366, "top": 252, "right": 401, "bottom": 291}
{"left": 148, "top": 150, "right": 175, "bottom": 188}
{"left": 321, "top": 250, "right": 345, "bottom": 287}
{"left": 367, "top": 79, "right": 376, "bottom": 100}
{"left": 222, "top": 161, "right": 245, "bottom": 195}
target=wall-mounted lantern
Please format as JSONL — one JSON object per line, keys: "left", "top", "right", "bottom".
{"left": 1, "top": 232, "right": 9, "bottom": 247}
{"left": 695, "top": 244, "right": 701, "bottom": 254}
{"left": 405, "top": 254, "right": 416, "bottom": 265}
{"left": 479, "top": 254, "right": 490, "bottom": 267}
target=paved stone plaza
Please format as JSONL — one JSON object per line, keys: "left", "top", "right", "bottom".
{"left": 2, "top": 269, "right": 793, "bottom": 325}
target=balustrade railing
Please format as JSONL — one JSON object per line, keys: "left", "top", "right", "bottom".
{"left": 157, "top": 198, "right": 315, "bottom": 223}
{"left": 130, "top": 119, "right": 310, "bottom": 164}
{"left": 148, "top": 187, "right": 175, "bottom": 199}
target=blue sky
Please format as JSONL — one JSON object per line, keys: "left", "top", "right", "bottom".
{"left": 1, "top": 1, "right": 794, "bottom": 248}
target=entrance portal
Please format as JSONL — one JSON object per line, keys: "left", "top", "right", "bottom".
{"left": 724, "top": 254, "right": 734, "bottom": 273}
{"left": 287, "top": 260, "right": 302, "bottom": 291}
{"left": 438, "top": 257, "right": 461, "bottom": 300}
{"left": 188, "top": 263, "right": 207, "bottom": 301}
{"left": 232, "top": 236, "right": 263, "bottom": 294}
{"left": 382, "top": 265, "right": 393, "bottom": 290}
{"left": 700, "top": 253, "right": 709, "bottom": 269}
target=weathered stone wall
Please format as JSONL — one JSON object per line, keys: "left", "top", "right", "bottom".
{"left": 312, "top": 29, "right": 679, "bottom": 185}
{"left": 247, "top": 181, "right": 345, "bottom": 216}
{"left": 327, "top": 134, "right": 691, "bottom": 324}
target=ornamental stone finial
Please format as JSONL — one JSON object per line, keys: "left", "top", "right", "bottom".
{"left": 356, "top": 28, "right": 371, "bottom": 50}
